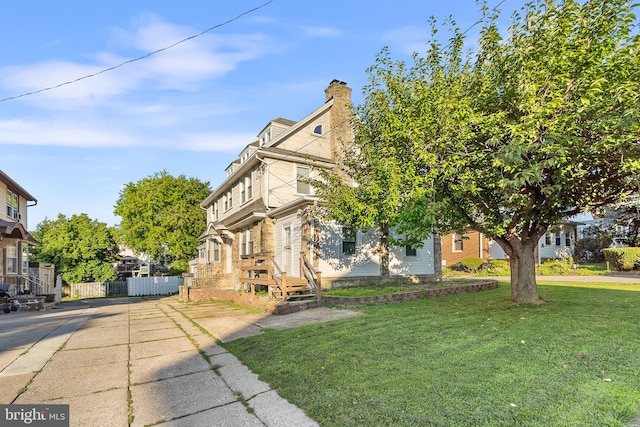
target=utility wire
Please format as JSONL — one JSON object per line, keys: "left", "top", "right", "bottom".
{"left": 1, "top": 0, "right": 274, "bottom": 102}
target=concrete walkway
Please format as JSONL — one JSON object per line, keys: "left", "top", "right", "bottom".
{"left": 0, "top": 296, "right": 359, "bottom": 426}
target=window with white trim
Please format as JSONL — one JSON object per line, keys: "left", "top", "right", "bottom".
{"left": 405, "top": 245, "right": 417, "bottom": 257}
{"left": 452, "top": 233, "right": 464, "bottom": 252}
{"left": 342, "top": 227, "right": 356, "bottom": 255}
{"left": 21, "top": 244, "right": 28, "bottom": 275}
{"left": 246, "top": 175, "right": 253, "bottom": 200}
{"left": 213, "top": 240, "right": 220, "bottom": 262}
{"left": 313, "top": 124, "right": 323, "bottom": 135}
{"left": 5, "top": 242, "right": 18, "bottom": 274}
{"left": 6, "top": 190, "right": 19, "bottom": 220}
{"left": 296, "top": 165, "right": 310, "bottom": 194}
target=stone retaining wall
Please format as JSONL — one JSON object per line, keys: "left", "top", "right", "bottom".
{"left": 183, "top": 280, "right": 499, "bottom": 315}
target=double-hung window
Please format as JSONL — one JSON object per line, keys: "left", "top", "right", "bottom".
{"left": 246, "top": 175, "right": 252, "bottom": 200}
{"left": 6, "top": 190, "right": 19, "bottom": 219}
{"left": 452, "top": 233, "right": 464, "bottom": 252}
{"left": 240, "top": 175, "right": 253, "bottom": 204}
{"left": 213, "top": 240, "right": 220, "bottom": 262}
{"left": 405, "top": 245, "right": 417, "bottom": 257}
{"left": 5, "top": 242, "right": 18, "bottom": 274}
{"left": 296, "top": 165, "right": 310, "bottom": 195}
{"left": 342, "top": 227, "right": 356, "bottom": 255}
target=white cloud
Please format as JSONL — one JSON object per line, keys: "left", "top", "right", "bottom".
{"left": 0, "top": 14, "right": 272, "bottom": 105}
{"left": 0, "top": 119, "right": 136, "bottom": 147}
{"left": 178, "top": 131, "right": 257, "bottom": 152}
{"left": 382, "top": 25, "right": 429, "bottom": 55}
{"left": 301, "top": 26, "right": 342, "bottom": 37}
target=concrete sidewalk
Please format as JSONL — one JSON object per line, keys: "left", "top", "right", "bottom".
{"left": 0, "top": 296, "right": 359, "bottom": 426}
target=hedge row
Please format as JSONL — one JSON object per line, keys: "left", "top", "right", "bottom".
{"left": 603, "top": 248, "right": 640, "bottom": 271}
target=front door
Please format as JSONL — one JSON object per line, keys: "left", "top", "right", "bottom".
{"left": 283, "top": 225, "right": 292, "bottom": 274}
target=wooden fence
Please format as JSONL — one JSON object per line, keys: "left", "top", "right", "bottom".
{"left": 65, "top": 276, "right": 182, "bottom": 299}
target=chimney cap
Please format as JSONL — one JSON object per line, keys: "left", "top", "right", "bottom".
{"left": 329, "top": 79, "right": 347, "bottom": 86}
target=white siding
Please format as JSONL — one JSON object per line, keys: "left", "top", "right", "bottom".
{"left": 273, "top": 213, "right": 302, "bottom": 277}
{"left": 389, "top": 237, "right": 435, "bottom": 276}
{"left": 316, "top": 221, "right": 381, "bottom": 278}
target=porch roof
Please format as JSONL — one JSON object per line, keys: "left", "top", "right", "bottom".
{"left": 0, "top": 220, "right": 38, "bottom": 245}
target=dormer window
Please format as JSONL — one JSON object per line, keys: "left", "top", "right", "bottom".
{"left": 313, "top": 124, "right": 323, "bottom": 135}
{"left": 6, "top": 190, "right": 19, "bottom": 220}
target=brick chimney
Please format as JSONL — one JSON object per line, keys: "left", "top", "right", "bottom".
{"left": 325, "top": 80, "right": 352, "bottom": 156}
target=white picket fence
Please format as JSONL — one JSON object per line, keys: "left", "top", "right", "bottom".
{"left": 67, "top": 276, "right": 182, "bottom": 299}
{"left": 127, "top": 276, "right": 183, "bottom": 296}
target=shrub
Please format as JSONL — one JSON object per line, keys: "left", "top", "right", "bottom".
{"left": 460, "top": 257, "right": 484, "bottom": 272}
{"left": 603, "top": 247, "right": 640, "bottom": 271}
{"left": 475, "top": 259, "right": 510, "bottom": 276}
{"left": 574, "top": 237, "right": 611, "bottom": 263}
{"left": 537, "top": 259, "right": 572, "bottom": 276}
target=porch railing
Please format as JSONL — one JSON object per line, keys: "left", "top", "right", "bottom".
{"left": 239, "top": 253, "right": 317, "bottom": 301}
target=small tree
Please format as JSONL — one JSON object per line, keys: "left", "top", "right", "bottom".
{"left": 114, "top": 170, "right": 210, "bottom": 272}
{"left": 31, "top": 214, "right": 119, "bottom": 283}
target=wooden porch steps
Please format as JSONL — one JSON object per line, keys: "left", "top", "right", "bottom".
{"left": 240, "top": 253, "right": 321, "bottom": 302}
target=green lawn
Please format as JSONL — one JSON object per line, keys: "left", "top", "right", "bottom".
{"left": 224, "top": 281, "right": 640, "bottom": 426}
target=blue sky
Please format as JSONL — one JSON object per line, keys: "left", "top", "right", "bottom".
{"left": 0, "top": 0, "right": 527, "bottom": 229}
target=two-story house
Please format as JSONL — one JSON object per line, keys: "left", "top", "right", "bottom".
{"left": 0, "top": 170, "right": 40, "bottom": 291}
{"left": 190, "top": 80, "right": 440, "bottom": 298}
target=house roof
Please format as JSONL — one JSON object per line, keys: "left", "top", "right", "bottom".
{"left": 0, "top": 170, "right": 37, "bottom": 202}
{"left": 0, "top": 220, "right": 38, "bottom": 245}
{"left": 257, "top": 118, "right": 296, "bottom": 137}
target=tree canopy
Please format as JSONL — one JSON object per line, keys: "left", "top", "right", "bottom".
{"left": 31, "top": 213, "right": 119, "bottom": 283}
{"left": 322, "top": 0, "right": 640, "bottom": 303}
{"left": 114, "top": 170, "right": 210, "bottom": 272}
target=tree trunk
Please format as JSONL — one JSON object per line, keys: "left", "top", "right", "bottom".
{"left": 508, "top": 240, "right": 544, "bottom": 304}
{"left": 379, "top": 224, "right": 390, "bottom": 279}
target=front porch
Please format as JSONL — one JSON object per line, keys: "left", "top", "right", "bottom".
{"left": 239, "top": 253, "right": 321, "bottom": 301}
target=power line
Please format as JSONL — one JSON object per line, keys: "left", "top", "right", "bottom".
{"left": 1, "top": 0, "right": 274, "bottom": 102}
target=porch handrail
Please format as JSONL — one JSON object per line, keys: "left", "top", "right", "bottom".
{"left": 301, "top": 253, "right": 321, "bottom": 299}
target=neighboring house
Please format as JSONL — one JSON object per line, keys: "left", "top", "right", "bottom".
{"left": 441, "top": 231, "right": 490, "bottom": 268}
{"left": 0, "top": 170, "right": 49, "bottom": 294}
{"left": 486, "top": 219, "right": 582, "bottom": 264}
{"left": 189, "top": 80, "right": 440, "bottom": 298}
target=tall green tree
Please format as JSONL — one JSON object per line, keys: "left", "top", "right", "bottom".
{"left": 114, "top": 170, "right": 210, "bottom": 272}
{"left": 326, "top": 0, "right": 640, "bottom": 303}
{"left": 31, "top": 214, "right": 119, "bottom": 283}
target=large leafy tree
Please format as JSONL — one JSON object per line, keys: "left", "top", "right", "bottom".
{"left": 327, "top": 0, "right": 640, "bottom": 303}
{"left": 31, "top": 214, "right": 119, "bottom": 283}
{"left": 114, "top": 170, "right": 210, "bottom": 272}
